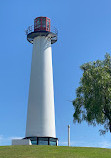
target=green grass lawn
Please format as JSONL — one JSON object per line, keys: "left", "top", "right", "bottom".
{"left": 0, "top": 145, "right": 111, "bottom": 158}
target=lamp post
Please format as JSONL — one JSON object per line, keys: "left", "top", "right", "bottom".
{"left": 68, "top": 125, "right": 70, "bottom": 146}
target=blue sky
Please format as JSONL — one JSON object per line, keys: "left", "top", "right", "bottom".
{"left": 0, "top": 0, "right": 111, "bottom": 148}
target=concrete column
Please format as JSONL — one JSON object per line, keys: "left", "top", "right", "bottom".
{"left": 25, "top": 36, "right": 56, "bottom": 138}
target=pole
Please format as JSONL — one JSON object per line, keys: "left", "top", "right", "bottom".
{"left": 68, "top": 125, "right": 70, "bottom": 146}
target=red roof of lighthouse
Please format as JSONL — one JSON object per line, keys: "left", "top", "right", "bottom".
{"left": 34, "top": 17, "right": 50, "bottom": 32}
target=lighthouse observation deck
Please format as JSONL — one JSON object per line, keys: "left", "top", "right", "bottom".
{"left": 25, "top": 17, "right": 58, "bottom": 44}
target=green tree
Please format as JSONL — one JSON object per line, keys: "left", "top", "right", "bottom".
{"left": 73, "top": 53, "right": 111, "bottom": 134}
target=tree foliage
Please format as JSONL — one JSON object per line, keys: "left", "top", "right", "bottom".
{"left": 73, "top": 53, "right": 111, "bottom": 134}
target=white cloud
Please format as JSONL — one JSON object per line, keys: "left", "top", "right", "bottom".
{"left": 0, "top": 135, "right": 111, "bottom": 149}
{"left": 99, "top": 141, "right": 111, "bottom": 148}
{"left": 0, "top": 135, "right": 5, "bottom": 145}
{"left": 9, "top": 136, "right": 22, "bottom": 140}
{"left": 59, "top": 140, "right": 111, "bottom": 148}
{"left": 0, "top": 135, "right": 23, "bottom": 146}
{"left": 0, "top": 135, "right": 3, "bottom": 142}
{"left": 59, "top": 141, "right": 68, "bottom": 146}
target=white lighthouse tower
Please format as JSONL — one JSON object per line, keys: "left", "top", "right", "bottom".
{"left": 24, "top": 17, "right": 58, "bottom": 145}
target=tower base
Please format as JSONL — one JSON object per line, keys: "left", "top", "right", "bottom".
{"left": 24, "top": 137, "right": 58, "bottom": 146}
{"left": 12, "top": 139, "right": 32, "bottom": 145}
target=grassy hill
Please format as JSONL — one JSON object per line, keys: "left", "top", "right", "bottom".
{"left": 0, "top": 145, "right": 111, "bottom": 158}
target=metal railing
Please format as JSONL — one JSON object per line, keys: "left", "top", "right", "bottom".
{"left": 25, "top": 25, "right": 58, "bottom": 36}
{"left": 25, "top": 25, "right": 34, "bottom": 35}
